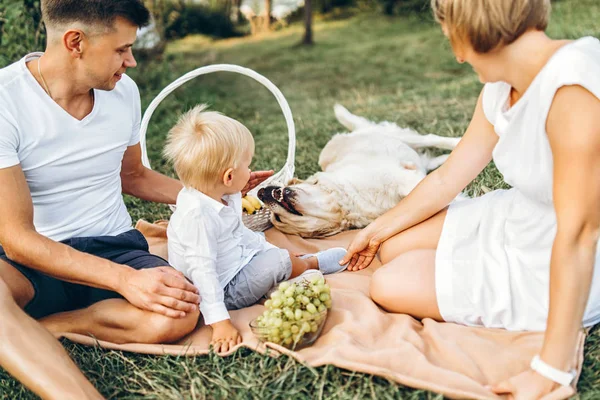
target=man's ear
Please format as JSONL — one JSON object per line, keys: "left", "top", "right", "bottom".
{"left": 63, "top": 29, "right": 85, "bottom": 58}
{"left": 223, "top": 168, "right": 234, "bottom": 187}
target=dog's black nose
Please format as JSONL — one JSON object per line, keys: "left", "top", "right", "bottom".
{"left": 272, "top": 188, "right": 283, "bottom": 201}
{"left": 257, "top": 186, "right": 281, "bottom": 201}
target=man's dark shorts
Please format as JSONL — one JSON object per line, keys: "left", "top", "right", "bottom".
{"left": 0, "top": 229, "right": 170, "bottom": 319}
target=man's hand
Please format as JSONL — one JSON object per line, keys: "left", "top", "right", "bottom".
{"left": 118, "top": 267, "right": 200, "bottom": 318}
{"left": 210, "top": 319, "right": 242, "bottom": 354}
{"left": 242, "top": 170, "right": 274, "bottom": 196}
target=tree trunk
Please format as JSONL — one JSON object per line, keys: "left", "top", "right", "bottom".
{"left": 302, "top": 0, "right": 313, "bottom": 45}
{"left": 249, "top": 17, "right": 259, "bottom": 35}
{"left": 223, "top": 0, "right": 232, "bottom": 17}
{"left": 231, "top": 0, "right": 243, "bottom": 23}
{"left": 264, "top": 0, "right": 272, "bottom": 31}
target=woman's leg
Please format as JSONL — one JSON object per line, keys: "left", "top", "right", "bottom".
{"left": 379, "top": 208, "right": 447, "bottom": 264}
{"left": 369, "top": 208, "right": 448, "bottom": 321}
{"left": 370, "top": 250, "right": 442, "bottom": 320}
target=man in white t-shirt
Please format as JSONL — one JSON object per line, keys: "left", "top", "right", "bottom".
{"left": 0, "top": 1, "right": 272, "bottom": 398}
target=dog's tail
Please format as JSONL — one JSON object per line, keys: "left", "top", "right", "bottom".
{"left": 422, "top": 153, "right": 450, "bottom": 171}
{"left": 334, "top": 104, "right": 373, "bottom": 131}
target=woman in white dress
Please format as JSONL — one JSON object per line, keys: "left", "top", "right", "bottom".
{"left": 340, "top": 0, "right": 600, "bottom": 397}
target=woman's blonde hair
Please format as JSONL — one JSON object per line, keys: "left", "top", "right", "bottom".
{"left": 163, "top": 104, "right": 255, "bottom": 190}
{"left": 431, "top": 0, "right": 551, "bottom": 53}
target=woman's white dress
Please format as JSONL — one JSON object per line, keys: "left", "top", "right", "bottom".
{"left": 435, "top": 36, "right": 600, "bottom": 331}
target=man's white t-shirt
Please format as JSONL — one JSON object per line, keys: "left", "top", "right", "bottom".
{"left": 0, "top": 53, "right": 140, "bottom": 242}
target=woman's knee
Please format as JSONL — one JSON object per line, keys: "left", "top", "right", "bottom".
{"left": 143, "top": 310, "right": 199, "bottom": 344}
{"left": 369, "top": 250, "right": 439, "bottom": 316}
{"left": 369, "top": 266, "right": 400, "bottom": 310}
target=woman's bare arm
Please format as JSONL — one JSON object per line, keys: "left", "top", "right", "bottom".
{"left": 540, "top": 84, "right": 600, "bottom": 371}
{"left": 343, "top": 88, "right": 499, "bottom": 269}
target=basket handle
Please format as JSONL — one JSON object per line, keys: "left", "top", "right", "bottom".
{"left": 138, "top": 64, "right": 296, "bottom": 197}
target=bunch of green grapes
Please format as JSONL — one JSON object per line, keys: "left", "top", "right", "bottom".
{"left": 255, "top": 276, "right": 332, "bottom": 347}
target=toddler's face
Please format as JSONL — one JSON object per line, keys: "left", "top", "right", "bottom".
{"left": 229, "top": 151, "right": 253, "bottom": 193}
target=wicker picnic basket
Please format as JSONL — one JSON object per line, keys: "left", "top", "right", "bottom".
{"left": 138, "top": 64, "right": 296, "bottom": 232}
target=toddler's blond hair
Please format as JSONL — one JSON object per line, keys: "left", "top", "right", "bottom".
{"left": 431, "top": 0, "right": 551, "bottom": 53}
{"left": 163, "top": 105, "right": 255, "bottom": 190}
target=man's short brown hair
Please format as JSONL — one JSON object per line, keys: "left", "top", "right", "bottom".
{"left": 42, "top": 0, "right": 150, "bottom": 31}
{"left": 431, "top": 0, "right": 551, "bottom": 53}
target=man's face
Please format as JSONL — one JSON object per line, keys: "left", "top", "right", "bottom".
{"left": 81, "top": 17, "right": 138, "bottom": 91}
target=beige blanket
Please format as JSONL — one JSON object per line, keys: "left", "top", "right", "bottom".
{"left": 62, "top": 220, "right": 584, "bottom": 399}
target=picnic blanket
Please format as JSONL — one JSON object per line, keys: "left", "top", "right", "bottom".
{"left": 61, "top": 219, "right": 585, "bottom": 399}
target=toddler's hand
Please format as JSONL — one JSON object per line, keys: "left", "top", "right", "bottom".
{"left": 210, "top": 319, "right": 242, "bottom": 354}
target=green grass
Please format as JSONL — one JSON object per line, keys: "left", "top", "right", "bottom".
{"left": 2, "top": 1, "right": 600, "bottom": 398}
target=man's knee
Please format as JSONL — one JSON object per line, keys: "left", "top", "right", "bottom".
{"left": 0, "top": 259, "right": 34, "bottom": 308}
{"left": 142, "top": 310, "right": 199, "bottom": 344}
{"left": 0, "top": 277, "right": 24, "bottom": 319}
{"left": 0, "top": 277, "right": 11, "bottom": 303}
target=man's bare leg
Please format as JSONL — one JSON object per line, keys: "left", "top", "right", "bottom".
{"left": 0, "top": 266, "right": 103, "bottom": 400}
{"left": 41, "top": 298, "right": 199, "bottom": 345}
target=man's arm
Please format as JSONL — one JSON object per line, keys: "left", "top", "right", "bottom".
{"left": 0, "top": 165, "right": 124, "bottom": 290}
{"left": 0, "top": 165, "right": 199, "bottom": 317}
{"left": 121, "top": 143, "right": 183, "bottom": 204}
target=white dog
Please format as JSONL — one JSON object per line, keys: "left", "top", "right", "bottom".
{"left": 257, "top": 105, "right": 460, "bottom": 238}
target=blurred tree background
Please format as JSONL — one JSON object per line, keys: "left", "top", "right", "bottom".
{"left": 1, "top": 1, "right": 599, "bottom": 399}
{"left": 0, "top": 0, "right": 45, "bottom": 67}
{"left": 0, "top": 0, "right": 432, "bottom": 67}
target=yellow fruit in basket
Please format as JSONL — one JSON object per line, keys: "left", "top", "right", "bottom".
{"left": 245, "top": 195, "right": 262, "bottom": 210}
{"left": 241, "top": 197, "right": 256, "bottom": 214}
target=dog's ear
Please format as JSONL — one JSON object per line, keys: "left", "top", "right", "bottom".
{"left": 287, "top": 177, "right": 303, "bottom": 185}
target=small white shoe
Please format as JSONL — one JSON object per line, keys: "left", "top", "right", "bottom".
{"left": 300, "top": 247, "right": 348, "bottom": 274}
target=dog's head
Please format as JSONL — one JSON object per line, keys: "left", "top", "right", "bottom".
{"left": 258, "top": 175, "right": 346, "bottom": 238}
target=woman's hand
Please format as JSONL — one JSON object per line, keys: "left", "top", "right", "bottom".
{"left": 490, "top": 369, "right": 557, "bottom": 400}
{"left": 242, "top": 170, "right": 274, "bottom": 196}
{"left": 340, "top": 228, "right": 381, "bottom": 271}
